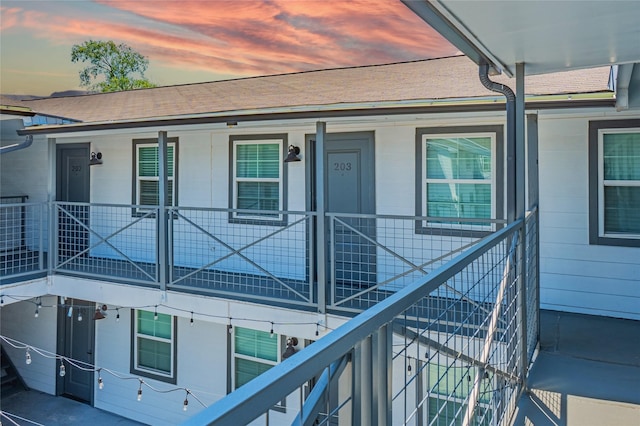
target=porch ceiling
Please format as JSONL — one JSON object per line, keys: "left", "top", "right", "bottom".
{"left": 403, "top": 0, "right": 640, "bottom": 109}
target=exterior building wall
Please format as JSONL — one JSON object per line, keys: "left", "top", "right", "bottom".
{"left": 0, "top": 296, "right": 58, "bottom": 394}
{"left": 537, "top": 109, "right": 640, "bottom": 320}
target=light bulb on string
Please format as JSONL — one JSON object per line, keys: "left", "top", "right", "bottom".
{"left": 190, "top": 311, "right": 194, "bottom": 326}
{"left": 59, "top": 360, "right": 66, "bottom": 377}
{"left": 183, "top": 390, "right": 190, "bottom": 411}
{"left": 315, "top": 322, "right": 320, "bottom": 337}
{"left": 154, "top": 306, "right": 158, "bottom": 320}
{"left": 98, "top": 370, "right": 104, "bottom": 390}
{"left": 116, "top": 308, "right": 120, "bottom": 322}
{"left": 1, "top": 295, "right": 4, "bottom": 306}
{"left": 228, "top": 318, "right": 233, "bottom": 334}
{"left": 270, "top": 322, "right": 274, "bottom": 337}
{"left": 67, "top": 306, "right": 73, "bottom": 318}
{"left": 25, "top": 348, "right": 32, "bottom": 365}
{"left": 37, "top": 298, "right": 42, "bottom": 310}
{"left": 77, "top": 310, "right": 83, "bottom": 322}
{"left": 137, "top": 381, "right": 143, "bottom": 401}
{"left": 34, "top": 307, "right": 39, "bottom": 318}
{"left": 407, "top": 360, "right": 412, "bottom": 376}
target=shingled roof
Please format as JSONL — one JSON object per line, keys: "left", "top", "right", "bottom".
{"left": 20, "top": 55, "right": 612, "bottom": 126}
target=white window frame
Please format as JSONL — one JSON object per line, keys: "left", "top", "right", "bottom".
{"left": 132, "top": 309, "right": 176, "bottom": 383}
{"left": 134, "top": 141, "right": 177, "bottom": 209}
{"left": 232, "top": 139, "right": 284, "bottom": 221}
{"left": 421, "top": 132, "right": 497, "bottom": 231}
{"left": 597, "top": 127, "right": 640, "bottom": 239}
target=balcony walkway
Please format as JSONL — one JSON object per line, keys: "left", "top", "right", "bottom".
{"left": 513, "top": 310, "right": 640, "bottom": 425}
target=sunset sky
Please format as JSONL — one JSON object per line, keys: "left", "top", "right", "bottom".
{"left": 0, "top": 0, "right": 458, "bottom": 97}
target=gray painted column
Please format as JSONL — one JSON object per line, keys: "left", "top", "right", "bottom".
{"left": 48, "top": 138, "right": 57, "bottom": 271}
{"left": 372, "top": 325, "right": 392, "bottom": 426}
{"left": 526, "top": 114, "right": 539, "bottom": 210}
{"left": 515, "top": 63, "right": 529, "bottom": 386}
{"left": 315, "top": 122, "right": 327, "bottom": 313}
{"left": 158, "top": 131, "right": 169, "bottom": 290}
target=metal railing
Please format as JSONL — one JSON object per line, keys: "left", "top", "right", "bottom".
{"left": 0, "top": 198, "right": 47, "bottom": 280}
{"left": 182, "top": 213, "right": 538, "bottom": 426}
{"left": 327, "top": 213, "right": 506, "bottom": 313}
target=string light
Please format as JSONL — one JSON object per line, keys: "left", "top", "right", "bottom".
{"left": 183, "top": 390, "right": 190, "bottom": 411}
{"left": 315, "top": 322, "right": 320, "bottom": 337}
{"left": 67, "top": 306, "right": 73, "bottom": 318}
{"left": 1, "top": 295, "right": 4, "bottom": 305}
{"left": 190, "top": 311, "right": 194, "bottom": 326}
{"left": 34, "top": 306, "right": 39, "bottom": 318}
{"left": 116, "top": 308, "right": 120, "bottom": 322}
{"left": 25, "top": 348, "right": 32, "bottom": 365}
{"left": 270, "top": 322, "right": 274, "bottom": 337}
{"left": 228, "top": 318, "right": 233, "bottom": 334}
{"left": 77, "top": 310, "right": 83, "bottom": 322}
{"left": 154, "top": 305, "right": 158, "bottom": 320}
{"left": 407, "top": 362, "right": 412, "bottom": 376}
{"left": 3, "top": 335, "right": 208, "bottom": 411}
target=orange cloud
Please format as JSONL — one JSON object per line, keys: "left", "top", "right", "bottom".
{"left": 4, "top": 1, "right": 457, "bottom": 80}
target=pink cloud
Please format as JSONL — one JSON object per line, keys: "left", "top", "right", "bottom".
{"left": 5, "top": 1, "right": 457, "bottom": 79}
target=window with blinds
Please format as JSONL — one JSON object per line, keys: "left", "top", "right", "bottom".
{"left": 233, "top": 327, "right": 279, "bottom": 388}
{"left": 600, "top": 130, "right": 640, "bottom": 237}
{"left": 132, "top": 309, "right": 176, "bottom": 383}
{"left": 422, "top": 133, "right": 495, "bottom": 228}
{"left": 233, "top": 140, "right": 283, "bottom": 219}
{"left": 133, "top": 139, "right": 177, "bottom": 212}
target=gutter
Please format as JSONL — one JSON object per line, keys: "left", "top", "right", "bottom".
{"left": 0, "top": 135, "right": 33, "bottom": 154}
{"left": 615, "top": 63, "right": 634, "bottom": 111}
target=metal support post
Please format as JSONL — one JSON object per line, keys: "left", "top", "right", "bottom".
{"left": 315, "top": 122, "right": 327, "bottom": 314}
{"left": 158, "top": 131, "right": 169, "bottom": 290}
{"left": 515, "top": 63, "right": 529, "bottom": 385}
{"left": 372, "top": 325, "right": 392, "bottom": 426}
{"left": 47, "top": 138, "right": 57, "bottom": 272}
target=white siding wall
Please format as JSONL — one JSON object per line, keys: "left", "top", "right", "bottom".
{"left": 0, "top": 133, "right": 49, "bottom": 201}
{"left": 93, "top": 310, "right": 228, "bottom": 425}
{"left": 537, "top": 111, "right": 640, "bottom": 320}
{"left": 0, "top": 297, "right": 58, "bottom": 394}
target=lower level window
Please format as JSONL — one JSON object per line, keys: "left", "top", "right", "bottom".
{"left": 132, "top": 309, "right": 176, "bottom": 383}
{"left": 233, "top": 327, "right": 279, "bottom": 388}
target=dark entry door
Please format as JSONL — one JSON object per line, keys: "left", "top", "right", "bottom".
{"left": 58, "top": 298, "right": 95, "bottom": 403}
{"left": 57, "top": 145, "right": 90, "bottom": 259}
{"left": 308, "top": 132, "right": 376, "bottom": 287}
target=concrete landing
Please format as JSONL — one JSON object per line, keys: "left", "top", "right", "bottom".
{"left": 1, "top": 390, "right": 145, "bottom": 425}
{"left": 512, "top": 310, "right": 640, "bottom": 426}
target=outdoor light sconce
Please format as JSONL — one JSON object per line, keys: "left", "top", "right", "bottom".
{"left": 94, "top": 304, "right": 108, "bottom": 320}
{"left": 284, "top": 145, "right": 301, "bottom": 162}
{"left": 89, "top": 151, "right": 103, "bottom": 166}
{"left": 282, "top": 337, "right": 299, "bottom": 359}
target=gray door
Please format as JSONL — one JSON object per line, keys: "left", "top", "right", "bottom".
{"left": 58, "top": 298, "right": 95, "bottom": 403}
{"left": 57, "top": 145, "right": 90, "bottom": 259}
{"left": 308, "top": 132, "right": 376, "bottom": 288}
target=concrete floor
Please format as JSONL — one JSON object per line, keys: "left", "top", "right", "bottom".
{"left": 1, "top": 390, "right": 146, "bottom": 425}
{"left": 512, "top": 310, "right": 640, "bottom": 426}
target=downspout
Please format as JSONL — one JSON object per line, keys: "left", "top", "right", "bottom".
{"left": 479, "top": 64, "right": 517, "bottom": 223}
{"left": 0, "top": 135, "right": 33, "bottom": 154}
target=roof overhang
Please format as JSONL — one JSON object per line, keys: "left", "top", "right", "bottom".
{"left": 17, "top": 94, "right": 614, "bottom": 136}
{"left": 402, "top": 0, "right": 640, "bottom": 109}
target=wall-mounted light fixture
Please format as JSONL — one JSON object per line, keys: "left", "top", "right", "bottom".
{"left": 284, "top": 145, "right": 301, "bottom": 163}
{"left": 94, "top": 304, "right": 108, "bottom": 320}
{"left": 89, "top": 152, "right": 103, "bottom": 166}
{"left": 282, "top": 337, "right": 299, "bottom": 359}
{"left": 226, "top": 121, "right": 238, "bottom": 127}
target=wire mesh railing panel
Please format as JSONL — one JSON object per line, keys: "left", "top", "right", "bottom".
{"left": 525, "top": 209, "right": 539, "bottom": 363}
{"left": 0, "top": 200, "right": 46, "bottom": 280}
{"left": 183, "top": 219, "right": 535, "bottom": 426}
{"left": 392, "top": 231, "right": 521, "bottom": 426}
{"left": 53, "top": 202, "right": 159, "bottom": 285}
{"left": 168, "top": 207, "right": 314, "bottom": 306}
{"left": 329, "top": 213, "right": 506, "bottom": 312}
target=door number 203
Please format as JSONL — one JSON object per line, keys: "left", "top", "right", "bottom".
{"left": 334, "top": 162, "right": 352, "bottom": 171}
